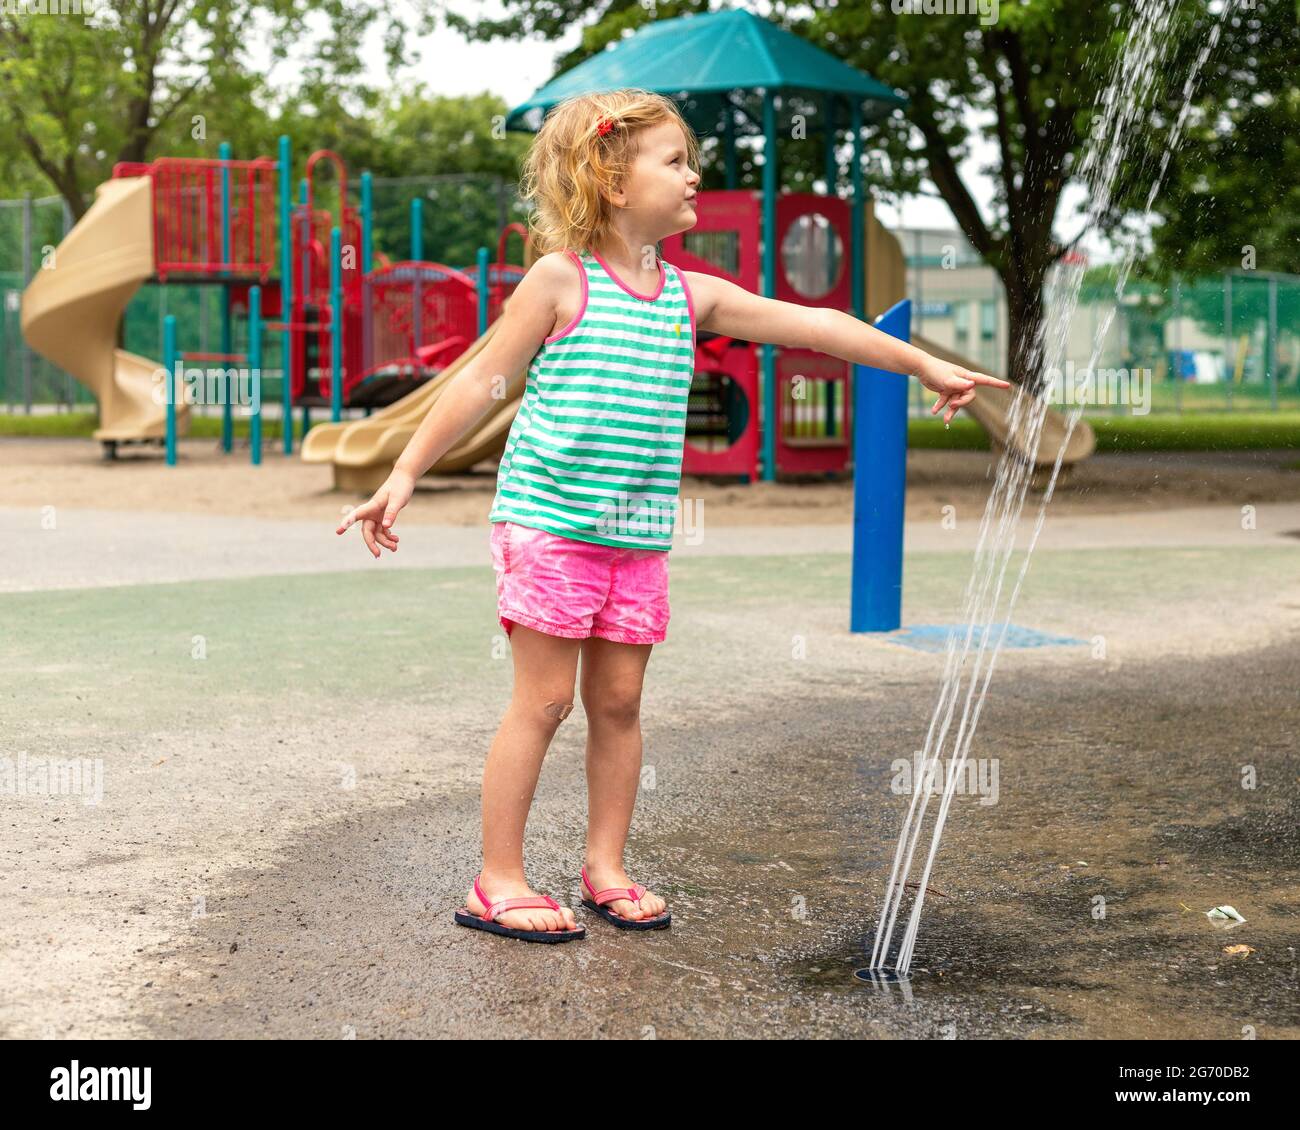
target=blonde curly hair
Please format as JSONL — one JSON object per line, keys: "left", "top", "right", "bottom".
{"left": 519, "top": 88, "right": 701, "bottom": 260}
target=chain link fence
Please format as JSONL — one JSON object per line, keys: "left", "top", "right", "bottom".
{"left": 0, "top": 175, "right": 528, "bottom": 417}
{"left": 905, "top": 226, "right": 1300, "bottom": 415}
{"left": 6, "top": 193, "right": 1295, "bottom": 418}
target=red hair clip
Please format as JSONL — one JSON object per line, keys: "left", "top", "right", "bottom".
{"left": 596, "top": 116, "right": 617, "bottom": 136}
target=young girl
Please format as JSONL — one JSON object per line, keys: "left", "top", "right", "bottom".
{"left": 337, "top": 89, "right": 1008, "bottom": 943}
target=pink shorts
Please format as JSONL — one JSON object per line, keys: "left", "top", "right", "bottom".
{"left": 490, "top": 521, "right": 670, "bottom": 645}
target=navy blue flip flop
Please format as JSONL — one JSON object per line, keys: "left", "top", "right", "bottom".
{"left": 454, "top": 876, "right": 585, "bottom": 944}
{"left": 580, "top": 866, "right": 672, "bottom": 930}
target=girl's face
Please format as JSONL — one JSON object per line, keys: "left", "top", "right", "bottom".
{"left": 616, "top": 119, "right": 701, "bottom": 240}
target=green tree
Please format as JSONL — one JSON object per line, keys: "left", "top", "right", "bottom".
{"left": 364, "top": 91, "right": 533, "bottom": 265}
{"left": 0, "top": 0, "right": 437, "bottom": 218}
{"left": 1108, "top": 0, "right": 1299, "bottom": 280}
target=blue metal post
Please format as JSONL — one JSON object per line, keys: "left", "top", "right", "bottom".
{"left": 850, "top": 300, "right": 912, "bottom": 633}
{"left": 279, "top": 135, "right": 293, "bottom": 454}
{"left": 477, "top": 246, "right": 489, "bottom": 335}
{"left": 761, "top": 89, "right": 778, "bottom": 483}
{"left": 249, "top": 285, "right": 263, "bottom": 465}
{"left": 163, "top": 315, "right": 178, "bottom": 466}
{"left": 330, "top": 225, "right": 343, "bottom": 423}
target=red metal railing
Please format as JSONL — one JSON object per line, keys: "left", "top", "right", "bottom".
{"left": 361, "top": 262, "right": 478, "bottom": 382}
{"left": 140, "top": 157, "right": 277, "bottom": 280}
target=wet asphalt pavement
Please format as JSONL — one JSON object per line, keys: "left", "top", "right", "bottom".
{"left": 131, "top": 634, "right": 1299, "bottom": 1040}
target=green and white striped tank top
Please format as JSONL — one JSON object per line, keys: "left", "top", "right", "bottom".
{"left": 487, "top": 248, "right": 697, "bottom": 552}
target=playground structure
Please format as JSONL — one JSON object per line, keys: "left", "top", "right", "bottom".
{"left": 20, "top": 137, "right": 527, "bottom": 463}
{"left": 300, "top": 186, "right": 901, "bottom": 492}
{"left": 300, "top": 175, "right": 1093, "bottom": 494}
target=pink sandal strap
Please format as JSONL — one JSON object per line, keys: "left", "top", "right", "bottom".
{"left": 484, "top": 895, "right": 559, "bottom": 922}
{"left": 473, "top": 876, "right": 561, "bottom": 922}
{"left": 582, "top": 867, "right": 648, "bottom": 907}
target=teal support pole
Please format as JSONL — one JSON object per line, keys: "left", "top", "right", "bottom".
{"left": 410, "top": 201, "right": 425, "bottom": 360}
{"left": 299, "top": 178, "right": 311, "bottom": 438}
{"left": 361, "top": 171, "right": 373, "bottom": 274}
{"left": 411, "top": 198, "right": 423, "bottom": 260}
{"left": 1268, "top": 275, "right": 1279, "bottom": 411}
{"left": 219, "top": 287, "right": 233, "bottom": 453}
{"left": 298, "top": 178, "right": 310, "bottom": 292}
{"left": 723, "top": 97, "right": 736, "bottom": 190}
{"left": 847, "top": 99, "right": 866, "bottom": 451}
{"left": 163, "top": 315, "right": 178, "bottom": 466}
{"left": 825, "top": 94, "right": 839, "bottom": 441}
{"left": 477, "top": 246, "right": 489, "bottom": 335}
{"left": 330, "top": 225, "right": 343, "bottom": 423}
{"left": 823, "top": 96, "right": 837, "bottom": 198}
{"left": 851, "top": 300, "right": 911, "bottom": 632}
{"left": 219, "top": 140, "right": 234, "bottom": 453}
{"left": 279, "top": 135, "right": 293, "bottom": 454}
{"left": 219, "top": 141, "right": 233, "bottom": 267}
{"left": 761, "top": 89, "right": 778, "bottom": 483}
{"left": 249, "top": 285, "right": 263, "bottom": 465}
{"left": 850, "top": 100, "right": 865, "bottom": 321}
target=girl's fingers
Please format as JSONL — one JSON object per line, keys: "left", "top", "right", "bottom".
{"left": 967, "top": 369, "right": 1012, "bottom": 387}
{"left": 945, "top": 389, "right": 977, "bottom": 421}
{"left": 337, "top": 503, "right": 375, "bottom": 534}
{"left": 932, "top": 394, "right": 951, "bottom": 415}
{"left": 361, "top": 518, "right": 381, "bottom": 558}
{"left": 374, "top": 527, "right": 398, "bottom": 552}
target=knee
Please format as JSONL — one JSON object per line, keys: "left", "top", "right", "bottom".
{"left": 582, "top": 691, "right": 641, "bottom": 729}
{"left": 542, "top": 699, "right": 575, "bottom": 724}
{"left": 515, "top": 693, "right": 576, "bottom": 730}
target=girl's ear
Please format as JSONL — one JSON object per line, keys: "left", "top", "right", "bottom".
{"left": 602, "top": 178, "right": 627, "bottom": 209}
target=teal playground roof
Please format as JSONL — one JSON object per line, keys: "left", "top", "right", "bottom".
{"left": 505, "top": 8, "right": 907, "bottom": 136}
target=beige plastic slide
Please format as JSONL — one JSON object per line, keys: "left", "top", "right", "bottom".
{"left": 913, "top": 333, "right": 1096, "bottom": 469}
{"left": 301, "top": 316, "right": 527, "bottom": 492}
{"left": 21, "top": 176, "right": 188, "bottom": 452}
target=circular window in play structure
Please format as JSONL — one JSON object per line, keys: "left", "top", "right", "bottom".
{"left": 780, "top": 212, "right": 845, "bottom": 299}
{"left": 685, "top": 368, "right": 751, "bottom": 454}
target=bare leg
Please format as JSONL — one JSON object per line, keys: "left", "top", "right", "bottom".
{"left": 578, "top": 637, "right": 667, "bottom": 921}
{"left": 464, "top": 624, "right": 582, "bottom": 933}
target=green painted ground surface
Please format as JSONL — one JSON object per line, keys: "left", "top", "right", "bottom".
{"left": 3, "top": 546, "right": 1290, "bottom": 737}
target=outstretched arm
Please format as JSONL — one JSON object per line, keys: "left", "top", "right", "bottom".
{"left": 686, "top": 271, "right": 1011, "bottom": 423}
